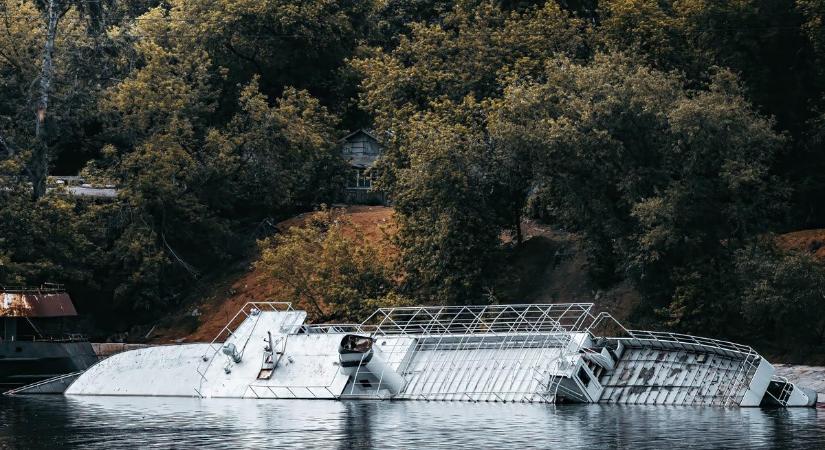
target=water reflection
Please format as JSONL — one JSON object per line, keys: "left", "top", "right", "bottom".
{"left": 1, "top": 396, "right": 823, "bottom": 449}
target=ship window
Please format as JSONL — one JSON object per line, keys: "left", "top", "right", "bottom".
{"left": 358, "top": 379, "right": 372, "bottom": 388}
{"left": 341, "top": 335, "right": 373, "bottom": 353}
{"left": 578, "top": 367, "right": 591, "bottom": 387}
{"left": 15, "top": 346, "right": 22, "bottom": 353}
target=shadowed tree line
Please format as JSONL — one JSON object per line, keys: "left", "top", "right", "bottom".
{"left": 1, "top": 0, "right": 825, "bottom": 355}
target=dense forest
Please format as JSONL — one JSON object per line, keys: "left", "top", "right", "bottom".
{"left": 2, "top": 0, "right": 825, "bottom": 355}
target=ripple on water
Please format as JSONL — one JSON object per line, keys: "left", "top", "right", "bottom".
{"left": 1, "top": 396, "right": 823, "bottom": 449}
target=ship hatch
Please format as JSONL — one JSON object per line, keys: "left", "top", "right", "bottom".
{"left": 578, "top": 367, "right": 592, "bottom": 387}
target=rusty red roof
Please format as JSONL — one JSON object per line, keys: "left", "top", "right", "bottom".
{"left": 0, "top": 292, "right": 78, "bottom": 317}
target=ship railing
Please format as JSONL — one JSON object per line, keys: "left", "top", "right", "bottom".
{"left": 0, "top": 283, "right": 65, "bottom": 293}
{"left": 194, "top": 301, "right": 293, "bottom": 397}
{"left": 347, "top": 317, "right": 578, "bottom": 401}
{"left": 584, "top": 309, "right": 770, "bottom": 406}
{"left": 397, "top": 388, "right": 563, "bottom": 402}
{"left": 584, "top": 311, "right": 632, "bottom": 336}
{"left": 720, "top": 348, "right": 761, "bottom": 407}
{"left": 339, "top": 304, "right": 588, "bottom": 400}
{"left": 246, "top": 364, "right": 345, "bottom": 400}
{"left": 582, "top": 311, "right": 763, "bottom": 406}
{"left": 387, "top": 347, "right": 575, "bottom": 403}
{"left": 582, "top": 310, "right": 756, "bottom": 357}
{"left": 3, "top": 333, "right": 87, "bottom": 343}
{"left": 298, "top": 324, "right": 368, "bottom": 334}
{"left": 344, "top": 305, "right": 571, "bottom": 396}
{"left": 621, "top": 330, "right": 755, "bottom": 357}
{"left": 246, "top": 383, "right": 341, "bottom": 400}
{"left": 3, "top": 370, "right": 85, "bottom": 396}
{"left": 763, "top": 375, "right": 794, "bottom": 406}
{"left": 612, "top": 328, "right": 761, "bottom": 407}
{"left": 357, "top": 303, "right": 595, "bottom": 338}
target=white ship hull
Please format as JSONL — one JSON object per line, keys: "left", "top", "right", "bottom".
{"left": 58, "top": 303, "right": 816, "bottom": 407}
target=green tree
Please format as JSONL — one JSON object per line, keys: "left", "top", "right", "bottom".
{"left": 355, "top": 0, "right": 587, "bottom": 133}
{"left": 258, "top": 209, "right": 399, "bottom": 322}
{"left": 0, "top": 190, "right": 92, "bottom": 286}
{"left": 735, "top": 239, "right": 825, "bottom": 350}
{"left": 388, "top": 101, "right": 508, "bottom": 304}
{"left": 353, "top": 1, "right": 589, "bottom": 304}
{"left": 799, "top": 0, "right": 825, "bottom": 63}
{"left": 798, "top": 0, "right": 825, "bottom": 226}
{"left": 203, "top": 79, "right": 344, "bottom": 216}
{"left": 599, "top": 0, "right": 816, "bottom": 130}
{"left": 0, "top": 0, "right": 147, "bottom": 197}
{"left": 492, "top": 53, "right": 786, "bottom": 333}
{"left": 163, "top": 0, "right": 372, "bottom": 126}
{"left": 598, "top": 0, "right": 821, "bottom": 228}
{"left": 89, "top": 6, "right": 349, "bottom": 313}
{"left": 370, "top": 0, "right": 453, "bottom": 45}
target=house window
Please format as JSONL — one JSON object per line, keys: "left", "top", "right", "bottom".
{"left": 344, "top": 140, "right": 368, "bottom": 156}
{"left": 365, "top": 141, "right": 378, "bottom": 155}
{"left": 358, "top": 169, "right": 372, "bottom": 188}
{"left": 347, "top": 169, "right": 374, "bottom": 189}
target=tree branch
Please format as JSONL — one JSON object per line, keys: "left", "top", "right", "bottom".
{"left": 0, "top": 132, "right": 13, "bottom": 157}
{"left": 223, "top": 39, "right": 264, "bottom": 75}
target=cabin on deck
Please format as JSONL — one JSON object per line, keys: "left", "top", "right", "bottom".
{"left": 340, "top": 129, "right": 387, "bottom": 205}
{"left": 0, "top": 284, "right": 82, "bottom": 342}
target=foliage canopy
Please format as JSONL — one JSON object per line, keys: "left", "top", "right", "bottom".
{"left": 1, "top": 0, "right": 825, "bottom": 354}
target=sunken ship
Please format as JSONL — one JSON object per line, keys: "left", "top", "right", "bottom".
{"left": 13, "top": 302, "right": 818, "bottom": 407}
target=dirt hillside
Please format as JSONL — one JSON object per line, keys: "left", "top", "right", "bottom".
{"left": 149, "top": 207, "right": 638, "bottom": 343}
{"left": 150, "top": 206, "right": 395, "bottom": 343}
{"left": 776, "top": 229, "right": 825, "bottom": 260}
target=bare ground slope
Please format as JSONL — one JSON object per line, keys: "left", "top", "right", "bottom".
{"left": 150, "top": 206, "right": 395, "bottom": 343}
{"left": 150, "top": 208, "right": 639, "bottom": 343}
{"left": 148, "top": 203, "right": 825, "bottom": 345}
{"left": 776, "top": 229, "right": 825, "bottom": 260}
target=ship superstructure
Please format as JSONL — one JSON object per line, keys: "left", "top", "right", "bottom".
{"left": 1, "top": 285, "right": 98, "bottom": 390}
{"left": 61, "top": 302, "right": 815, "bottom": 407}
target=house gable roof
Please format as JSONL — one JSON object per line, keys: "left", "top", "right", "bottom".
{"left": 340, "top": 128, "right": 380, "bottom": 143}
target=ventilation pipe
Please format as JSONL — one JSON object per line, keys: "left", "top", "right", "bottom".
{"left": 339, "top": 335, "right": 405, "bottom": 395}
{"left": 222, "top": 343, "right": 242, "bottom": 363}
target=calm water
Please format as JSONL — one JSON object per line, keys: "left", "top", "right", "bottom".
{"left": 1, "top": 396, "right": 824, "bottom": 449}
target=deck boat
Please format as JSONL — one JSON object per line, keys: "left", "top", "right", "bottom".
{"left": 19, "top": 302, "right": 818, "bottom": 407}
{"left": 1, "top": 285, "right": 98, "bottom": 390}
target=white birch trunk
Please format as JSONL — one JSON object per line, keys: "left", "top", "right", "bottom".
{"left": 31, "top": 0, "right": 61, "bottom": 199}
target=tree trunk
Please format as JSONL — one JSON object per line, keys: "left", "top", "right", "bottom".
{"left": 31, "top": 0, "right": 60, "bottom": 200}
{"left": 514, "top": 212, "right": 522, "bottom": 245}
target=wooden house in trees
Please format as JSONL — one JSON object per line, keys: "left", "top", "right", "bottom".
{"left": 341, "top": 129, "right": 386, "bottom": 205}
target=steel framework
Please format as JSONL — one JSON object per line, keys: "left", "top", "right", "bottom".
{"left": 208, "top": 302, "right": 767, "bottom": 405}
